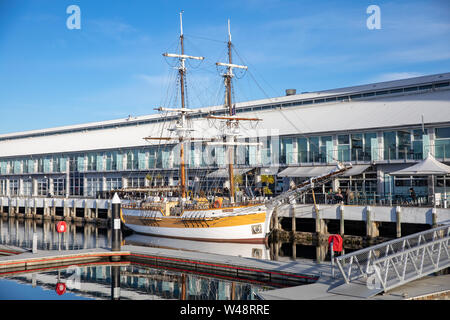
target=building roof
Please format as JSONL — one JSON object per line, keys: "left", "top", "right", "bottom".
{"left": 0, "top": 72, "right": 449, "bottom": 158}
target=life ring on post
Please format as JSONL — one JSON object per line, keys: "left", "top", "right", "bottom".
{"left": 213, "top": 197, "right": 223, "bottom": 208}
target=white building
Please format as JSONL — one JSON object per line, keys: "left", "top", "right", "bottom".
{"left": 1, "top": 72, "right": 449, "bottom": 203}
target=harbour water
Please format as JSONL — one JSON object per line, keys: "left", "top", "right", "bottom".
{"left": 0, "top": 218, "right": 334, "bottom": 300}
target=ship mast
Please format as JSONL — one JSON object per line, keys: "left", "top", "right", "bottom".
{"left": 160, "top": 11, "right": 204, "bottom": 200}
{"left": 217, "top": 20, "right": 249, "bottom": 203}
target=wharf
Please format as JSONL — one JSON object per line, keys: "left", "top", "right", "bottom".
{"left": 0, "top": 245, "right": 448, "bottom": 300}
{"left": 258, "top": 273, "right": 450, "bottom": 300}
{"left": 0, "top": 248, "right": 129, "bottom": 274}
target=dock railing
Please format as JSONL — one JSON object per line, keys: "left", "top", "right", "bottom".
{"left": 334, "top": 224, "right": 450, "bottom": 292}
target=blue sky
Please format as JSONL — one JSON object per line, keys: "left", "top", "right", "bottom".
{"left": 0, "top": 0, "right": 449, "bottom": 134}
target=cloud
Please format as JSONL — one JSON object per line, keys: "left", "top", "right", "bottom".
{"left": 368, "top": 72, "right": 426, "bottom": 83}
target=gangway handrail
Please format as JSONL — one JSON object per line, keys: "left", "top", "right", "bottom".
{"left": 336, "top": 224, "right": 450, "bottom": 261}
{"left": 334, "top": 224, "right": 450, "bottom": 293}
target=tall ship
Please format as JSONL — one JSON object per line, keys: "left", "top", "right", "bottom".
{"left": 121, "top": 13, "right": 352, "bottom": 243}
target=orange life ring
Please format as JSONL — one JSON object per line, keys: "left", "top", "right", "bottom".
{"left": 213, "top": 199, "right": 222, "bottom": 208}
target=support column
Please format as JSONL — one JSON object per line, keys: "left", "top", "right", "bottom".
{"left": 273, "top": 240, "right": 279, "bottom": 261}
{"left": 292, "top": 242, "right": 297, "bottom": 260}
{"left": 84, "top": 200, "right": 89, "bottom": 220}
{"left": 15, "top": 198, "right": 19, "bottom": 216}
{"left": 63, "top": 199, "right": 68, "bottom": 219}
{"left": 52, "top": 199, "right": 56, "bottom": 219}
{"left": 272, "top": 207, "right": 279, "bottom": 230}
{"left": 95, "top": 200, "right": 99, "bottom": 219}
{"left": 366, "top": 206, "right": 379, "bottom": 238}
{"left": 43, "top": 199, "right": 50, "bottom": 220}
{"left": 72, "top": 200, "right": 77, "bottom": 219}
{"left": 396, "top": 205, "right": 402, "bottom": 238}
{"left": 316, "top": 243, "right": 327, "bottom": 263}
{"left": 340, "top": 205, "right": 345, "bottom": 236}
{"left": 314, "top": 205, "right": 327, "bottom": 235}
{"left": 291, "top": 206, "right": 296, "bottom": 233}
{"left": 8, "top": 197, "right": 13, "bottom": 217}
{"left": 432, "top": 207, "right": 437, "bottom": 228}
{"left": 107, "top": 201, "right": 112, "bottom": 221}
{"left": 25, "top": 199, "right": 29, "bottom": 217}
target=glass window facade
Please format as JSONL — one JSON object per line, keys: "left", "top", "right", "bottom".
{"left": 87, "top": 153, "right": 97, "bottom": 171}
{"left": 397, "top": 130, "right": 411, "bottom": 160}
{"left": 383, "top": 131, "right": 397, "bottom": 160}
{"left": 53, "top": 178, "right": 66, "bottom": 196}
{"left": 337, "top": 135, "right": 350, "bottom": 162}
{"left": 0, "top": 179, "right": 6, "bottom": 195}
{"left": 23, "top": 180, "right": 33, "bottom": 196}
{"left": 9, "top": 179, "right": 19, "bottom": 196}
{"left": 105, "top": 152, "right": 117, "bottom": 171}
{"left": 129, "top": 176, "right": 145, "bottom": 188}
{"left": 351, "top": 134, "right": 363, "bottom": 161}
{"left": 364, "top": 132, "right": 377, "bottom": 161}
{"left": 86, "top": 178, "right": 102, "bottom": 197}
{"left": 309, "top": 137, "right": 320, "bottom": 162}
{"left": 297, "top": 137, "right": 308, "bottom": 163}
{"left": 37, "top": 178, "right": 48, "bottom": 196}
{"left": 412, "top": 129, "right": 425, "bottom": 160}
{"left": 106, "top": 178, "right": 122, "bottom": 191}
{"left": 435, "top": 127, "right": 450, "bottom": 158}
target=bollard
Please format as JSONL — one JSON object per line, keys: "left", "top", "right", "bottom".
{"left": 111, "top": 193, "right": 121, "bottom": 261}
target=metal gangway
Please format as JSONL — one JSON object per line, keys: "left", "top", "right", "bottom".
{"left": 334, "top": 224, "right": 450, "bottom": 294}
{"left": 266, "top": 162, "right": 352, "bottom": 209}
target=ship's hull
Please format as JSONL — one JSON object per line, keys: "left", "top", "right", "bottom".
{"left": 122, "top": 205, "right": 272, "bottom": 244}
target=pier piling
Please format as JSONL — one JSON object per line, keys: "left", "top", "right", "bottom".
{"left": 111, "top": 193, "right": 121, "bottom": 261}
{"left": 396, "top": 206, "right": 402, "bottom": 238}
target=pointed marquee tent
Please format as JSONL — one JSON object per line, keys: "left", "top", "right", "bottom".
{"left": 389, "top": 153, "right": 450, "bottom": 206}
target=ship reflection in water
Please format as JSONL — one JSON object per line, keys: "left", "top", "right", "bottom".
{"left": 0, "top": 218, "right": 348, "bottom": 300}
{"left": 123, "top": 234, "right": 270, "bottom": 260}
{"left": 0, "top": 218, "right": 277, "bottom": 300}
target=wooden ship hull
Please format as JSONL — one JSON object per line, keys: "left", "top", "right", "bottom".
{"left": 121, "top": 204, "right": 273, "bottom": 244}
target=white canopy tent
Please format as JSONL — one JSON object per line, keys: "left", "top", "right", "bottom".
{"left": 389, "top": 153, "right": 450, "bottom": 207}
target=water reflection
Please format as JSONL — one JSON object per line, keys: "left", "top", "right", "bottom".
{"left": 0, "top": 217, "right": 366, "bottom": 262}
{"left": 0, "top": 263, "right": 274, "bottom": 300}
{"left": 0, "top": 217, "right": 109, "bottom": 251}
{"left": 124, "top": 234, "right": 271, "bottom": 260}
{"left": 0, "top": 217, "right": 372, "bottom": 300}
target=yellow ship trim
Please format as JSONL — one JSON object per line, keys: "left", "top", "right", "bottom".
{"left": 123, "top": 211, "right": 266, "bottom": 229}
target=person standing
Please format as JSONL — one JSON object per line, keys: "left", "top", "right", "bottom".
{"left": 335, "top": 188, "right": 344, "bottom": 203}
{"left": 409, "top": 188, "right": 417, "bottom": 203}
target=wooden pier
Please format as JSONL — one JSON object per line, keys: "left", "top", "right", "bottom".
{"left": 270, "top": 203, "right": 450, "bottom": 245}
{"left": 0, "top": 244, "right": 448, "bottom": 300}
